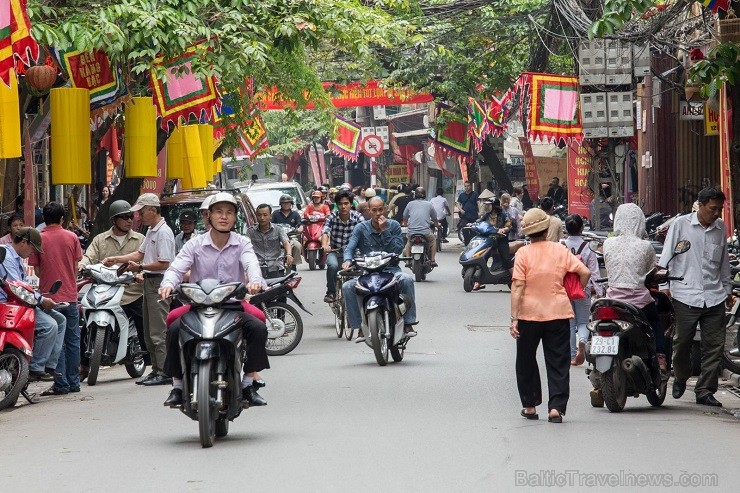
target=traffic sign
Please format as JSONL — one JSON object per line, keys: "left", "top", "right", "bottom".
{"left": 361, "top": 135, "right": 384, "bottom": 157}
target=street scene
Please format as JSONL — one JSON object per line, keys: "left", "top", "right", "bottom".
{"left": 2, "top": 1, "right": 740, "bottom": 492}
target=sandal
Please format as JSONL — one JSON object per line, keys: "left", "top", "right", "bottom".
{"left": 520, "top": 409, "right": 538, "bottom": 420}
{"left": 472, "top": 283, "right": 486, "bottom": 291}
{"left": 547, "top": 410, "right": 563, "bottom": 423}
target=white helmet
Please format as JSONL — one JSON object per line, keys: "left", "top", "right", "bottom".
{"left": 200, "top": 194, "right": 215, "bottom": 211}
{"left": 208, "top": 192, "right": 238, "bottom": 210}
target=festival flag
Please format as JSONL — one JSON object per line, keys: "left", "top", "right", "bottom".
{"left": 433, "top": 107, "right": 470, "bottom": 158}
{"left": 328, "top": 113, "right": 362, "bottom": 161}
{"left": 701, "top": 0, "right": 731, "bottom": 13}
{"left": 53, "top": 49, "right": 129, "bottom": 124}
{"left": 467, "top": 98, "right": 488, "bottom": 153}
{"left": 487, "top": 89, "right": 512, "bottom": 136}
{"left": 0, "top": 0, "right": 39, "bottom": 86}
{"left": 149, "top": 46, "right": 220, "bottom": 130}
{"left": 526, "top": 72, "right": 583, "bottom": 145}
{"left": 238, "top": 109, "right": 268, "bottom": 159}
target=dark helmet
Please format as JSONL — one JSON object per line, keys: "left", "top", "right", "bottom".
{"left": 279, "top": 194, "right": 294, "bottom": 205}
{"left": 415, "top": 187, "right": 426, "bottom": 199}
{"left": 108, "top": 200, "right": 132, "bottom": 221}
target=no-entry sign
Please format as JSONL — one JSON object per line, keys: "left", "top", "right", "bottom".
{"left": 361, "top": 135, "right": 384, "bottom": 157}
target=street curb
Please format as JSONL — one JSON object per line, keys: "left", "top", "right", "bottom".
{"left": 721, "top": 368, "right": 740, "bottom": 386}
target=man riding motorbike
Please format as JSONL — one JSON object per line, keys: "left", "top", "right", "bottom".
{"left": 248, "top": 204, "right": 293, "bottom": 277}
{"left": 403, "top": 187, "right": 439, "bottom": 267}
{"left": 159, "top": 193, "right": 269, "bottom": 408}
{"left": 321, "top": 190, "right": 364, "bottom": 303}
{"left": 271, "top": 194, "right": 303, "bottom": 268}
{"left": 341, "top": 197, "right": 418, "bottom": 343}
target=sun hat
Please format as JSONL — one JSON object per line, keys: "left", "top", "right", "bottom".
{"left": 520, "top": 208, "right": 550, "bottom": 236}
{"left": 128, "top": 193, "right": 160, "bottom": 212}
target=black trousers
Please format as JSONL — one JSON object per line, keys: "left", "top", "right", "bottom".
{"left": 440, "top": 217, "right": 449, "bottom": 238}
{"left": 163, "top": 311, "right": 270, "bottom": 378}
{"left": 81, "top": 297, "right": 146, "bottom": 367}
{"left": 516, "top": 319, "right": 570, "bottom": 414}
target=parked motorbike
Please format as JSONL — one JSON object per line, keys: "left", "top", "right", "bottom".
{"left": 78, "top": 264, "right": 147, "bottom": 385}
{"left": 722, "top": 279, "right": 740, "bottom": 375}
{"left": 249, "top": 271, "right": 310, "bottom": 356}
{"left": 0, "top": 248, "right": 62, "bottom": 410}
{"left": 408, "top": 233, "right": 434, "bottom": 282}
{"left": 169, "top": 279, "right": 252, "bottom": 448}
{"left": 303, "top": 212, "right": 327, "bottom": 270}
{"left": 586, "top": 240, "right": 690, "bottom": 412}
{"left": 459, "top": 221, "right": 525, "bottom": 292}
{"left": 344, "top": 252, "right": 413, "bottom": 366}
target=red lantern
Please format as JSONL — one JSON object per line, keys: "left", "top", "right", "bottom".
{"left": 24, "top": 65, "right": 57, "bottom": 92}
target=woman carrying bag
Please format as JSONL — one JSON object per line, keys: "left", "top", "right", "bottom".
{"left": 510, "top": 208, "right": 591, "bottom": 423}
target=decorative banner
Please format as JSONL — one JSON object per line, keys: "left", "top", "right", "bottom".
{"left": 518, "top": 137, "right": 539, "bottom": 201}
{"left": 53, "top": 49, "right": 129, "bottom": 121}
{"left": 0, "top": 0, "right": 39, "bottom": 86}
{"left": 487, "top": 90, "right": 511, "bottom": 136}
{"left": 701, "top": 0, "right": 731, "bottom": 13}
{"left": 567, "top": 142, "right": 593, "bottom": 218}
{"left": 434, "top": 112, "right": 470, "bottom": 158}
{"left": 238, "top": 109, "right": 269, "bottom": 159}
{"left": 258, "top": 80, "right": 433, "bottom": 110}
{"left": 528, "top": 73, "right": 583, "bottom": 145}
{"left": 150, "top": 46, "right": 220, "bottom": 130}
{"left": 705, "top": 102, "right": 719, "bottom": 136}
{"left": 328, "top": 113, "right": 362, "bottom": 161}
{"left": 719, "top": 83, "right": 734, "bottom": 236}
{"left": 385, "top": 163, "right": 407, "bottom": 187}
{"left": 467, "top": 98, "right": 488, "bottom": 153}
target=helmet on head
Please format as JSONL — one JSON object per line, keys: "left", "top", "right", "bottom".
{"left": 328, "top": 187, "right": 338, "bottom": 195}
{"left": 108, "top": 200, "right": 132, "bottom": 221}
{"left": 279, "top": 194, "right": 294, "bottom": 205}
{"left": 311, "top": 190, "right": 323, "bottom": 199}
{"left": 414, "top": 187, "right": 426, "bottom": 199}
{"left": 200, "top": 194, "right": 215, "bottom": 211}
{"left": 208, "top": 192, "right": 238, "bottom": 211}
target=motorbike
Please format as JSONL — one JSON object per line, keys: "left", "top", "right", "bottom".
{"left": 408, "top": 233, "right": 434, "bottom": 282}
{"left": 249, "top": 270, "right": 310, "bottom": 356}
{"left": 170, "top": 278, "right": 252, "bottom": 448}
{"left": 459, "top": 221, "right": 525, "bottom": 292}
{"left": 0, "top": 247, "right": 62, "bottom": 410}
{"left": 302, "top": 212, "right": 327, "bottom": 271}
{"left": 78, "top": 264, "right": 147, "bottom": 385}
{"left": 344, "top": 252, "right": 413, "bottom": 366}
{"left": 585, "top": 240, "right": 690, "bottom": 412}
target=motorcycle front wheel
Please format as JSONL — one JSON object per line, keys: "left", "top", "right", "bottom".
{"left": 265, "top": 302, "right": 303, "bottom": 356}
{"left": 334, "top": 302, "right": 344, "bottom": 338}
{"left": 0, "top": 348, "right": 29, "bottom": 411}
{"left": 198, "top": 360, "right": 216, "bottom": 448}
{"left": 368, "top": 309, "right": 389, "bottom": 366}
{"left": 87, "top": 325, "right": 106, "bottom": 386}
{"left": 722, "top": 321, "right": 740, "bottom": 374}
{"left": 125, "top": 340, "right": 146, "bottom": 378}
{"left": 463, "top": 267, "right": 475, "bottom": 293}
{"left": 602, "top": 364, "right": 627, "bottom": 412}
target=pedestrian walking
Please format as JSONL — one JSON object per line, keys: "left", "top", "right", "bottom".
{"left": 509, "top": 208, "right": 590, "bottom": 423}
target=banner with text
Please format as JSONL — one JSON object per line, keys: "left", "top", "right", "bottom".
{"left": 385, "top": 164, "right": 407, "bottom": 187}
{"left": 518, "top": 137, "right": 539, "bottom": 201}
{"left": 567, "top": 143, "right": 593, "bottom": 218}
{"left": 719, "top": 85, "right": 734, "bottom": 236}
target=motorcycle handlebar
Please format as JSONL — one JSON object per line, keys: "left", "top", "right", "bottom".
{"left": 595, "top": 277, "right": 608, "bottom": 283}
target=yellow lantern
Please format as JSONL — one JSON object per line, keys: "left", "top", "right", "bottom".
{"left": 182, "top": 125, "right": 206, "bottom": 189}
{"left": 51, "top": 87, "right": 91, "bottom": 184}
{"left": 124, "top": 97, "right": 157, "bottom": 177}
{"left": 197, "top": 124, "right": 214, "bottom": 179}
{"left": 166, "top": 126, "right": 184, "bottom": 179}
{"left": 0, "top": 70, "right": 21, "bottom": 158}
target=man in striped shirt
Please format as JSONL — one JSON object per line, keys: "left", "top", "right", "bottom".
{"left": 320, "top": 190, "right": 364, "bottom": 303}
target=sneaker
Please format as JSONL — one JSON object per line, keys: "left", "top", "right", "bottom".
{"left": 354, "top": 330, "right": 365, "bottom": 343}
{"left": 324, "top": 294, "right": 335, "bottom": 303}
{"left": 574, "top": 341, "right": 586, "bottom": 366}
{"left": 404, "top": 325, "right": 418, "bottom": 337}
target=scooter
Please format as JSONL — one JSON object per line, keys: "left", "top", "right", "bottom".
{"left": 78, "top": 264, "right": 147, "bottom": 385}
{"left": 0, "top": 247, "right": 62, "bottom": 410}
{"left": 303, "top": 212, "right": 327, "bottom": 271}
{"left": 459, "top": 221, "right": 525, "bottom": 292}
{"left": 170, "top": 278, "right": 252, "bottom": 448}
{"left": 586, "top": 240, "right": 690, "bottom": 412}
{"left": 344, "top": 252, "right": 413, "bottom": 366}
{"left": 408, "top": 233, "right": 434, "bottom": 282}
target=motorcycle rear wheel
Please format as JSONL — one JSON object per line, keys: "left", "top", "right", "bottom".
{"left": 463, "top": 267, "right": 475, "bottom": 293}
{"left": 647, "top": 378, "right": 668, "bottom": 407}
{"left": 198, "top": 360, "right": 216, "bottom": 448}
{"left": 368, "top": 309, "right": 389, "bottom": 366}
{"left": 125, "top": 340, "right": 146, "bottom": 378}
{"left": 307, "top": 250, "right": 317, "bottom": 271}
{"left": 413, "top": 259, "right": 423, "bottom": 282}
{"left": 0, "top": 348, "right": 29, "bottom": 411}
{"left": 722, "top": 321, "right": 740, "bottom": 374}
{"left": 87, "top": 325, "right": 106, "bottom": 386}
{"left": 265, "top": 302, "right": 303, "bottom": 356}
{"left": 343, "top": 308, "right": 353, "bottom": 340}
{"left": 602, "top": 365, "right": 627, "bottom": 412}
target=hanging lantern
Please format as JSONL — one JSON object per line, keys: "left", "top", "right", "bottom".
{"left": 166, "top": 126, "right": 184, "bottom": 179}
{"left": 0, "top": 70, "right": 22, "bottom": 158}
{"left": 124, "top": 97, "right": 157, "bottom": 177}
{"left": 182, "top": 125, "right": 206, "bottom": 189}
{"left": 51, "top": 87, "right": 91, "bottom": 184}
{"left": 197, "top": 124, "right": 214, "bottom": 179}
{"left": 24, "top": 65, "right": 58, "bottom": 93}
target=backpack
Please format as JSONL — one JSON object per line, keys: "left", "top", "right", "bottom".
{"left": 570, "top": 240, "right": 588, "bottom": 264}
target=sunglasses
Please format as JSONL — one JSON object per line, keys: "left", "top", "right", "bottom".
{"left": 117, "top": 214, "right": 135, "bottom": 221}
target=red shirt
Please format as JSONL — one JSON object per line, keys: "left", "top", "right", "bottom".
{"left": 28, "top": 224, "right": 83, "bottom": 302}
{"left": 303, "top": 203, "right": 330, "bottom": 219}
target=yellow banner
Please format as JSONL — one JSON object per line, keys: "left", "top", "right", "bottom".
{"left": 705, "top": 103, "right": 719, "bottom": 136}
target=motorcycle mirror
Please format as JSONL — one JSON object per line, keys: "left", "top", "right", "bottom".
{"left": 588, "top": 240, "right": 603, "bottom": 254}
{"left": 0, "top": 247, "right": 5, "bottom": 264}
{"left": 673, "top": 240, "right": 691, "bottom": 255}
{"left": 49, "top": 280, "right": 63, "bottom": 294}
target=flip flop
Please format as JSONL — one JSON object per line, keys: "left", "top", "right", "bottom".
{"left": 520, "top": 409, "right": 539, "bottom": 420}
{"left": 548, "top": 411, "right": 563, "bottom": 423}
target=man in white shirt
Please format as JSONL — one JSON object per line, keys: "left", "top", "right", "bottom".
{"left": 429, "top": 188, "right": 451, "bottom": 242}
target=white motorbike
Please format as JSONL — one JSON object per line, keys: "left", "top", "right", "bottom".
{"left": 79, "top": 264, "right": 146, "bottom": 385}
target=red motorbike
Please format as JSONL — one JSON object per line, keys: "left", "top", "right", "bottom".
{"left": 0, "top": 248, "right": 62, "bottom": 410}
{"left": 302, "top": 211, "right": 327, "bottom": 271}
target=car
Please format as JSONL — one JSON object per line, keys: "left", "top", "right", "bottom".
{"left": 240, "top": 181, "right": 309, "bottom": 213}
{"left": 159, "top": 188, "right": 257, "bottom": 236}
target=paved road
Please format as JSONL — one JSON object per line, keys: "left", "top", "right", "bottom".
{"left": 1, "top": 240, "right": 738, "bottom": 492}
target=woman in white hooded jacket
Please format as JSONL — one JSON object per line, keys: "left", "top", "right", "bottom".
{"left": 602, "top": 203, "right": 666, "bottom": 372}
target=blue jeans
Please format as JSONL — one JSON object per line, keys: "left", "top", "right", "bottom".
{"left": 53, "top": 302, "right": 80, "bottom": 391}
{"left": 569, "top": 297, "right": 590, "bottom": 359}
{"left": 342, "top": 271, "right": 417, "bottom": 330}
{"left": 31, "top": 308, "right": 67, "bottom": 373}
{"left": 325, "top": 252, "right": 340, "bottom": 296}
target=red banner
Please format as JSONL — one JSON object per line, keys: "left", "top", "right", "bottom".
{"left": 139, "top": 149, "right": 166, "bottom": 196}
{"left": 567, "top": 142, "right": 593, "bottom": 218}
{"left": 258, "top": 80, "right": 433, "bottom": 110}
{"left": 719, "top": 84, "right": 734, "bottom": 236}
{"left": 518, "top": 137, "right": 539, "bottom": 201}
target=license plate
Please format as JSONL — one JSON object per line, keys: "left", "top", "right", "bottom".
{"left": 590, "top": 336, "right": 619, "bottom": 355}
{"left": 411, "top": 245, "right": 424, "bottom": 254}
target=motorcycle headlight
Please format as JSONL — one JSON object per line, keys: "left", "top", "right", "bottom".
{"left": 90, "top": 268, "right": 120, "bottom": 284}
{"left": 181, "top": 286, "right": 208, "bottom": 304}
{"left": 206, "top": 285, "right": 237, "bottom": 304}
{"left": 468, "top": 239, "right": 484, "bottom": 249}
{"left": 9, "top": 283, "right": 37, "bottom": 306}
{"left": 363, "top": 255, "right": 389, "bottom": 270}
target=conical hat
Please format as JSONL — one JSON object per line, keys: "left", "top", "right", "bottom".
{"left": 478, "top": 189, "right": 495, "bottom": 199}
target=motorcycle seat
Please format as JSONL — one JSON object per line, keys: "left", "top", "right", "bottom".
{"left": 265, "top": 272, "right": 296, "bottom": 287}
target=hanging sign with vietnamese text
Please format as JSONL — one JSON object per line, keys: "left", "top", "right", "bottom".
{"left": 567, "top": 142, "right": 593, "bottom": 218}
{"left": 705, "top": 103, "right": 719, "bottom": 136}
